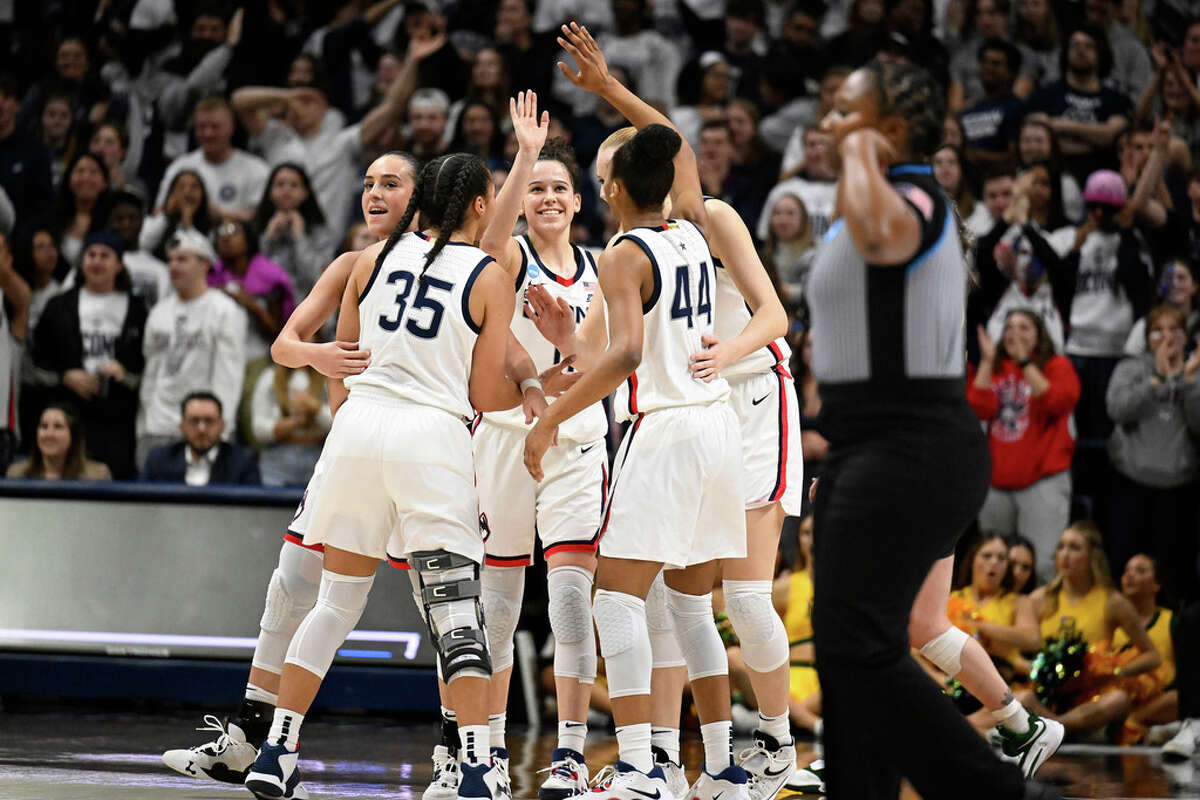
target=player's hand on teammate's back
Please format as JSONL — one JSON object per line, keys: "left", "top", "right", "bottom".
{"left": 525, "top": 284, "right": 575, "bottom": 347}
{"left": 689, "top": 334, "right": 730, "bottom": 382}
{"left": 556, "top": 23, "right": 610, "bottom": 94}
{"left": 309, "top": 341, "right": 371, "bottom": 379}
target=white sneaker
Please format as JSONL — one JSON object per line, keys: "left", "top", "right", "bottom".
{"left": 652, "top": 746, "right": 688, "bottom": 799}
{"left": 161, "top": 715, "right": 258, "bottom": 784}
{"left": 1146, "top": 720, "right": 1183, "bottom": 746}
{"left": 996, "top": 716, "right": 1064, "bottom": 780}
{"left": 685, "top": 765, "right": 750, "bottom": 800}
{"left": 459, "top": 761, "right": 512, "bottom": 800}
{"left": 491, "top": 748, "right": 512, "bottom": 798}
{"left": 582, "top": 762, "right": 673, "bottom": 800}
{"left": 1163, "top": 718, "right": 1199, "bottom": 762}
{"left": 539, "top": 748, "right": 589, "bottom": 800}
{"left": 426, "top": 744, "right": 461, "bottom": 800}
{"left": 784, "top": 759, "right": 824, "bottom": 794}
{"left": 736, "top": 732, "right": 796, "bottom": 800}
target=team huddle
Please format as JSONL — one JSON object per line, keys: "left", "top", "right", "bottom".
{"left": 156, "top": 25, "right": 1065, "bottom": 800}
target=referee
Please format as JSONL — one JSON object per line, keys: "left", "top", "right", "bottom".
{"left": 806, "top": 61, "right": 1055, "bottom": 799}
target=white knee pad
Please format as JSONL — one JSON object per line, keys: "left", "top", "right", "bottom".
{"left": 722, "top": 579, "right": 788, "bottom": 673}
{"left": 253, "top": 541, "right": 324, "bottom": 674}
{"left": 919, "top": 625, "right": 970, "bottom": 678}
{"left": 547, "top": 566, "right": 597, "bottom": 683}
{"left": 285, "top": 570, "right": 374, "bottom": 679}
{"left": 665, "top": 587, "right": 729, "bottom": 681}
{"left": 482, "top": 566, "right": 525, "bottom": 673}
{"left": 592, "top": 589, "right": 651, "bottom": 698}
{"left": 645, "top": 572, "right": 686, "bottom": 669}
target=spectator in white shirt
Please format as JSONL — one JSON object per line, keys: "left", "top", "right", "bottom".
{"left": 153, "top": 96, "right": 269, "bottom": 221}
{"left": 136, "top": 229, "right": 246, "bottom": 468}
{"left": 757, "top": 126, "right": 838, "bottom": 241}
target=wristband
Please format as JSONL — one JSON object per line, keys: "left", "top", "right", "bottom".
{"left": 1018, "top": 358, "right": 1033, "bottom": 369}
{"left": 520, "top": 378, "right": 543, "bottom": 394}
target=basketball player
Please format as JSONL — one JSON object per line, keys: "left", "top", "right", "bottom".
{"left": 523, "top": 24, "right": 749, "bottom": 800}
{"left": 244, "top": 153, "right": 523, "bottom": 800}
{"left": 466, "top": 92, "right": 604, "bottom": 800}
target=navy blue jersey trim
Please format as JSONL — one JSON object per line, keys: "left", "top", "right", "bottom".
{"left": 461, "top": 256, "right": 496, "bottom": 334}
{"left": 515, "top": 243, "right": 528, "bottom": 293}
{"left": 614, "top": 234, "right": 662, "bottom": 313}
{"left": 521, "top": 234, "right": 587, "bottom": 285}
{"left": 358, "top": 260, "right": 383, "bottom": 304}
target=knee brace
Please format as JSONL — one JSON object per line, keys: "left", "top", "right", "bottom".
{"left": 645, "top": 572, "right": 687, "bottom": 669}
{"left": 919, "top": 625, "right": 970, "bottom": 678}
{"left": 413, "top": 550, "right": 491, "bottom": 683}
{"left": 665, "top": 587, "right": 729, "bottom": 681}
{"left": 285, "top": 570, "right": 374, "bottom": 679}
{"left": 548, "top": 565, "right": 597, "bottom": 683}
{"left": 592, "top": 589, "right": 651, "bottom": 698}
{"left": 722, "top": 579, "right": 789, "bottom": 673}
{"left": 254, "top": 541, "right": 324, "bottom": 674}
{"left": 481, "top": 565, "right": 525, "bottom": 673}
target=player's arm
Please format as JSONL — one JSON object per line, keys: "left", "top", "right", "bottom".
{"left": 468, "top": 262, "right": 528, "bottom": 412}
{"left": 330, "top": 249, "right": 376, "bottom": 415}
{"left": 524, "top": 281, "right": 609, "bottom": 370}
{"left": 272, "top": 249, "right": 374, "bottom": 378}
{"left": 690, "top": 199, "right": 788, "bottom": 382}
{"left": 556, "top": 22, "right": 708, "bottom": 230}
{"left": 480, "top": 91, "right": 549, "bottom": 275}
{"left": 524, "top": 241, "right": 645, "bottom": 479}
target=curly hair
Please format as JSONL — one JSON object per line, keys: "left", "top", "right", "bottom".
{"left": 861, "top": 59, "right": 946, "bottom": 160}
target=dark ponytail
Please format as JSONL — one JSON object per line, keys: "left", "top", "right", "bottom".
{"left": 610, "top": 124, "right": 682, "bottom": 210}
{"left": 863, "top": 60, "right": 945, "bottom": 161}
{"left": 374, "top": 153, "right": 492, "bottom": 280}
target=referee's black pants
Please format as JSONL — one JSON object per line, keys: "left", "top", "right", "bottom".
{"left": 812, "top": 399, "right": 1026, "bottom": 799}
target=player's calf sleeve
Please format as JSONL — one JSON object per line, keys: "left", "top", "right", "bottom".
{"left": 722, "top": 579, "right": 789, "bottom": 673}
{"left": 253, "top": 541, "right": 323, "bottom": 675}
{"left": 548, "top": 565, "right": 597, "bottom": 682}
{"left": 482, "top": 565, "right": 525, "bottom": 673}
{"left": 646, "top": 572, "right": 687, "bottom": 668}
{"left": 285, "top": 570, "right": 374, "bottom": 679}
{"left": 592, "top": 590, "right": 652, "bottom": 698}
{"left": 665, "top": 587, "right": 729, "bottom": 681}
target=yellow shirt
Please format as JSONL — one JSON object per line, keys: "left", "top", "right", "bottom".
{"left": 1040, "top": 584, "right": 1110, "bottom": 644}
{"left": 1113, "top": 607, "right": 1175, "bottom": 687}
{"left": 785, "top": 569, "right": 814, "bottom": 646}
{"left": 949, "top": 586, "right": 1020, "bottom": 665}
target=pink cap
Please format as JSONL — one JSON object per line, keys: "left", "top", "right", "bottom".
{"left": 1082, "top": 170, "right": 1127, "bottom": 208}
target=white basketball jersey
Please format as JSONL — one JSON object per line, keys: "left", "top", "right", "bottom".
{"left": 713, "top": 257, "right": 791, "bottom": 379}
{"left": 346, "top": 232, "right": 493, "bottom": 419}
{"left": 481, "top": 235, "right": 607, "bottom": 442}
{"left": 611, "top": 219, "right": 730, "bottom": 423}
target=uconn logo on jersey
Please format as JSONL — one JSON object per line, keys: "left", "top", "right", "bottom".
{"left": 377, "top": 270, "right": 452, "bottom": 338}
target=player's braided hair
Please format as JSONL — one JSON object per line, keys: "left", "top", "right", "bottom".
{"left": 375, "top": 152, "right": 493, "bottom": 280}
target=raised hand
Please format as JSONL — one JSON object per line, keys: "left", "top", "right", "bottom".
{"left": 524, "top": 283, "right": 576, "bottom": 349}
{"left": 977, "top": 324, "right": 996, "bottom": 363}
{"left": 556, "top": 23, "right": 610, "bottom": 94}
{"left": 407, "top": 28, "right": 446, "bottom": 62}
{"left": 510, "top": 90, "right": 550, "bottom": 155}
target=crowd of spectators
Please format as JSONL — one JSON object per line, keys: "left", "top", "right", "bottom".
{"left": 0, "top": 0, "right": 1197, "bottom": 734}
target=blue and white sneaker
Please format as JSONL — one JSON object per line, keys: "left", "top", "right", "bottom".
{"left": 459, "top": 760, "right": 511, "bottom": 800}
{"left": 244, "top": 742, "right": 301, "bottom": 799}
{"left": 685, "top": 764, "right": 750, "bottom": 800}
{"left": 491, "top": 747, "right": 512, "bottom": 797}
{"left": 539, "top": 747, "right": 589, "bottom": 800}
{"left": 584, "top": 761, "right": 674, "bottom": 800}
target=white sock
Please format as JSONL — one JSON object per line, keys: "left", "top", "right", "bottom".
{"left": 758, "top": 711, "right": 791, "bottom": 743}
{"left": 267, "top": 708, "right": 303, "bottom": 749}
{"left": 244, "top": 682, "right": 278, "bottom": 706}
{"left": 558, "top": 720, "right": 587, "bottom": 755}
{"left": 651, "top": 726, "right": 681, "bottom": 764}
{"left": 489, "top": 713, "right": 507, "bottom": 750}
{"left": 701, "top": 720, "right": 733, "bottom": 773}
{"left": 616, "top": 722, "right": 653, "bottom": 772}
{"left": 459, "top": 724, "right": 491, "bottom": 765}
{"left": 993, "top": 698, "right": 1030, "bottom": 734}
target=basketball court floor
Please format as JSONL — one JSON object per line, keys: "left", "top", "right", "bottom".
{"left": 0, "top": 710, "right": 1196, "bottom": 799}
